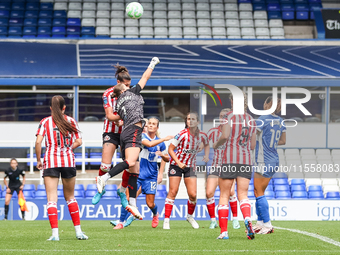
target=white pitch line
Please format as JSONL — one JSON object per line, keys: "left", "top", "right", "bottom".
{"left": 173, "top": 45, "right": 200, "bottom": 56}
{"left": 79, "top": 47, "right": 194, "bottom": 56}
{"left": 310, "top": 46, "right": 340, "bottom": 65}
{"left": 202, "top": 45, "right": 247, "bottom": 64}
{"left": 275, "top": 226, "right": 340, "bottom": 248}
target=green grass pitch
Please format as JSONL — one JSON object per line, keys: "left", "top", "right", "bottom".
{"left": 1, "top": 220, "right": 340, "bottom": 254}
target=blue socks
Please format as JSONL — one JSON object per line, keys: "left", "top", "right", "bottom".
{"left": 256, "top": 195, "right": 270, "bottom": 223}
{"left": 151, "top": 204, "right": 158, "bottom": 216}
{"left": 255, "top": 197, "right": 263, "bottom": 221}
{"left": 120, "top": 208, "right": 129, "bottom": 222}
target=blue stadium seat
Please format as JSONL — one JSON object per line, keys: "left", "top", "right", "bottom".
{"left": 12, "top": 0, "right": 26, "bottom": 3}
{"left": 75, "top": 184, "right": 85, "bottom": 191}
{"left": 67, "top": 18, "right": 81, "bottom": 27}
{"left": 11, "top": 2, "right": 25, "bottom": 11}
{"left": 24, "top": 184, "right": 35, "bottom": 191}
{"left": 25, "top": 10, "right": 38, "bottom": 18}
{"left": 37, "top": 28, "right": 51, "bottom": 37}
{"left": 276, "top": 191, "right": 291, "bottom": 199}
{"left": 57, "top": 190, "right": 64, "bottom": 198}
{"left": 281, "top": 3, "right": 295, "bottom": 20}
{"left": 37, "top": 184, "right": 45, "bottom": 190}
{"left": 74, "top": 190, "right": 84, "bottom": 198}
{"left": 308, "top": 185, "right": 323, "bottom": 192}
{"left": 10, "top": 10, "right": 24, "bottom": 18}
{"left": 326, "top": 191, "right": 340, "bottom": 200}
{"left": 248, "top": 185, "right": 254, "bottom": 191}
{"left": 54, "top": 10, "right": 67, "bottom": 19}
{"left": 52, "top": 26, "right": 66, "bottom": 35}
{"left": 295, "top": 0, "right": 308, "bottom": 3}
{"left": 86, "top": 184, "right": 97, "bottom": 191}
{"left": 74, "top": 152, "right": 89, "bottom": 166}
{"left": 39, "top": 10, "right": 53, "bottom": 19}
{"left": 0, "top": 10, "right": 9, "bottom": 18}
{"left": 85, "top": 190, "right": 97, "bottom": 198}
{"left": 8, "top": 26, "right": 22, "bottom": 36}
{"left": 0, "top": 18, "right": 8, "bottom": 26}
{"left": 40, "top": 3, "right": 53, "bottom": 11}
{"left": 155, "top": 190, "right": 167, "bottom": 199}
{"left": 291, "top": 179, "right": 305, "bottom": 185}
{"left": 268, "top": 11, "right": 282, "bottom": 19}
{"left": 102, "top": 190, "right": 118, "bottom": 199}
{"left": 275, "top": 185, "right": 290, "bottom": 192}
{"left": 266, "top": 185, "right": 274, "bottom": 191}
{"left": 247, "top": 190, "right": 255, "bottom": 199}
{"left": 238, "top": 0, "right": 251, "bottom": 2}
{"left": 308, "top": 191, "right": 324, "bottom": 199}
{"left": 38, "top": 18, "right": 51, "bottom": 27}
{"left": 67, "top": 26, "right": 80, "bottom": 35}
{"left": 273, "top": 172, "right": 288, "bottom": 179}
{"left": 26, "top": 2, "right": 39, "bottom": 11}
{"left": 291, "top": 185, "right": 306, "bottom": 192}
{"left": 249, "top": 178, "right": 254, "bottom": 185}
{"left": 0, "top": 3, "right": 10, "bottom": 10}
{"left": 89, "top": 151, "right": 101, "bottom": 166}
{"left": 253, "top": 4, "right": 266, "bottom": 10}
{"left": 23, "top": 190, "right": 34, "bottom": 199}
{"left": 264, "top": 190, "right": 275, "bottom": 199}
{"left": 267, "top": 3, "right": 281, "bottom": 11}
{"left": 106, "top": 184, "right": 117, "bottom": 191}
{"left": 24, "top": 18, "right": 37, "bottom": 26}
{"left": 214, "top": 190, "right": 220, "bottom": 197}
{"left": 27, "top": 0, "right": 40, "bottom": 2}
{"left": 157, "top": 184, "right": 166, "bottom": 191}
{"left": 273, "top": 178, "right": 289, "bottom": 186}
{"left": 216, "top": 186, "right": 220, "bottom": 191}
{"left": 280, "top": 0, "right": 294, "bottom": 3}
{"left": 58, "top": 184, "right": 63, "bottom": 190}
{"left": 292, "top": 191, "right": 308, "bottom": 199}
{"left": 309, "top": 3, "right": 322, "bottom": 20}
{"left": 1, "top": 190, "right": 6, "bottom": 197}
{"left": 137, "top": 193, "right": 146, "bottom": 199}
{"left": 296, "top": 4, "right": 309, "bottom": 20}
{"left": 53, "top": 18, "right": 66, "bottom": 26}
{"left": 35, "top": 190, "right": 47, "bottom": 199}
{"left": 253, "top": 0, "right": 265, "bottom": 3}
{"left": 267, "top": 0, "right": 280, "bottom": 2}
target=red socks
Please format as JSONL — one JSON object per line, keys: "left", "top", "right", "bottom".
{"left": 164, "top": 198, "right": 174, "bottom": 218}
{"left": 47, "top": 201, "right": 58, "bottom": 229}
{"left": 206, "top": 197, "right": 216, "bottom": 219}
{"left": 187, "top": 199, "right": 197, "bottom": 215}
{"left": 218, "top": 204, "right": 229, "bottom": 233}
{"left": 240, "top": 199, "right": 251, "bottom": 219}
{"left": 229, "top": 194, "right": 238, "bottom": 218}
{"left": 67, "top": 198, "right": 80, "bottom": 226}
{"left": 121, "top": 170, "right": 130, "bottom": 188}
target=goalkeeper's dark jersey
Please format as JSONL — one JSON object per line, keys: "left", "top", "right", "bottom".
{"left": 115, "top": 84, "right": 144, "bottom": 129}
{"left": 5, "top": 167, "right": 25, "bottom": 189}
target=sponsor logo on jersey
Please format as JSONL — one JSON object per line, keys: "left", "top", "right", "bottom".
{"left": 182, "top": 149, "right": 197, "bottom": 154}
{"left": 103, "top": 97, "right": 108, "bottom": 105}
{"left": 104, "top": 135, "right": 110, "bottom": 141}
{"left": 174, "top": 134, "right": 180, "bottom": 140}
{"left": 170, "top": 169, "right": 176, "bottom": 175}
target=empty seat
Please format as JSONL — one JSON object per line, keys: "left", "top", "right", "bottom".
{"left": 255, "top": 19, "right": 268, "bottom": 27}
{"left": 168, "top": 10, "right": 181, "bottom": 19}
{"left": 69, "top": 2, "right": 82, "bottom": 11}
{"left": 270, "top": 27, "right": 284, "bottom": 36}
{"left": 168, "top": 3, "right": 181, "bottom": 11}
{"left": 38, "top": 18, "right": 51, "bottom": 27}
{"left": 154, "top": 11, "right": 167, "bottom": 19}
{"left": 111, "top": 3, "right": 125, "bottom": 11}
{"left": 96, "top": 26, "right": 109, "bottom": 36}
{"left": 240, "top": 19, "right": 254, "bottom": 27}
{"left": 292, "top": 191, "right": 308, "bottom": 199}
{"left": 24, "top": 18, "right": 37, "bottom": 26}
{"left": 212, "top": 19, "right": 225, "bottom": 27}
{"left": 212, "top": 27, "right": 226, "bottom": 38}
{"left": 0, "top": 3, "right": 10, "bottom": 11}
{"left": 26, "top": 3, "right": 39, "bottom": 11}
{"left": 182, "top": 11, "right": 195, "bottom": 19}
{"left": 154, "top": 3, "right": 167, "bottom": 11}
{"left": 225, "top": 11, "right": 238, "bottom": 19}
{"left": 85, "top": 190, "right": 97, "bottom": 198}
{"left": 35, "top": 190, "right": 47, "bottom": 199}
{"left": 269, "top": 19, "right": 283, "bottom": 27}
{"left": 82, "top": 18, "right": 95, "bottom": 27}
{"left": 125, "top": 18, "right": 138, "bottom": 27}
{"left": 54, "top": 2, "right": 67, "bottom": 10}
{"left": 52, "top": 26, "right": 65, "bottom": 36}
{"left": 326, "top": 191, "right": 340, "bottom": 199}
{"left": 316, "top": 149, "right": 331, "bottom": 156}
{"left": 110, "top": 26, "right": 124, "bottom": 38}
{"left": 198, "top": 27, "right": 211, "bottom": 38}
{"left": 197, "top": 3, "right": 209, "bottom": 11}
{"left": 68, "top": 11, "right": 81, "bottom": 18}
{"left": 96, "top": 18, "right": 109, "bottom": 26}
{"left": 183, "top": 18, "right": 196, "bottom": 27}
{"left": 97, "top": 2, "right": 110, "bottom": 10}
{"left": 197, "top": 19, "right": 210, "bottom": 27}
{"left": 154, "top": 27, "right": 168, "bottom": 38}
{"left": 23, "top": 190, "right": 34, "bottom": 198}
{"left": 309, "top": 191, "right": 324, "bottom": 199}
{"left": 226, "top": 19, "right": 239, "bottom": 27}
{"left": 168, "top": 19, "right": 182, "bottom": 27}
{"left": 102, "top": 191, "right": 117, "bottom": 199}
{"left": 75, "top": 184, "right": 85, "bottom": 191}
{"left": 111, "top": 11, "right": 124, "bottom": 18}
{"left": 67, "top": 18, "right": 80, "bottom": 26}
{"left": 210, "top": 11, "right": 223, "bottom": 19}
{"left": 275, "top": 191, "right": 291, "bottom": 199}
{"left": 225, "top": 3, "right": 238, "bottom": 11}
{"left": 168, "top": 26, "right": 182, "bottom": 38}
{"left": 82, "top": 11, "right": 95, "bottom": 18}
{"left": 54, "top": 10, "right": 67, "bottom": 19}
{"left": 183, "top": 27, "right": 196, "bottom": 38}
{"left": 140, "top": 26, "right": 153, "bottom": 38}
{"left": 211, "top": 3, "right": 224, "bottom": 11}
{"left": 83, "top": 2, "right": 96, "bottom": 10}
{"left": 254, "top": 11, "right": 267, "bottom": 19}
{"left": 0, "top": 10, "right": 9, "bottom": 19}
{"left": 227, "top": 27, "right": 240, "bottom": 36}
{"left": 97, "top": 11, "right": 110, "bottom": 18}
{"left": 154, "top": 18, "right": 167, "bottom": 27}
{"left": 239, "top": 11, "right": 252, "bottom": 19}
{"left": 241, "top": 27, "right": 255, "bottom": 37}
{"left": 140, "top": 18, "right": 153, "bottom": 27}
{"left": 11, "top": 11, "right": 24, "bottom": 18}
{"left": 8, "top": 26, "right": 22, "bottom": 36}
{"left": 24, "top": 184, "right": 36, "bottom": 191}
{"left": 182, "top": 3, "right": 195, "bottom": 11}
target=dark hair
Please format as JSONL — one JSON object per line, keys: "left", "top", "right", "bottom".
{"left": 50, "top": 95, "right": 77, "bottom": 136}
{"left": 113, "top": 83, "right": 126, "bottom": 98}
{"left": 10, "top": 158, "right": 17, "bottom": 163}
{"left": 185, "top": 112, "right": 200, "bottom": 137}
{"left": 114, "top": 64, "right": 131, "bottom": 82}
{"left": 265, "top": 96, "right": 281, "bottom": 114}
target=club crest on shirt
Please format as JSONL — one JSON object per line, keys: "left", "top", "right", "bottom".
{"left": 170, "top": 169, "right": 176, "bottom": 175}
{"left": 104, "top": 135, "right": 110, "bottom": 141}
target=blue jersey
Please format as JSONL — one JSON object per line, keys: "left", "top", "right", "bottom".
{"left": 255, "top": 115, "right": 286, "bottom": 163}
{"left": 139, "top": 133, "right": 167, "bottom": 180}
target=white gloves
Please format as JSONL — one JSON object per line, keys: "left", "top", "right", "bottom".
{"left": 148, "top": 57, "right": 160, "bottom": 70}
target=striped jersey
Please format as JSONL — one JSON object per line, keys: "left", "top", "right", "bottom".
{"left": 102, "top": 86, "right": 123, "bottom": 134}
{"left": 222, "top": 112, "right": 256, "bottom": 165}
{"left": 207, "top": 126, "right": 225, "bottom": 167}
{"left": 170, "top": 128, "right": 208, "bottom": 167}
{"left": 139, "top": 133, "right": 167, "bottom": 180}
{"left": 36, "top": 115, "right": 81, "bottom": 169}
{"left": 255, "top": 114, "right": 286, "bottom": 163}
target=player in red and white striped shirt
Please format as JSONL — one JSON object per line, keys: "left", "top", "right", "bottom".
{"left": 164, "top": 112, "right": 210, "bottom": 230}
{"left": 206, "top": 108, "right": 241, "bottom": 230}
{"left": 35, "top": 95, "right": 87, "bottom": 241}
{"left": 92, "top": 65, "right": 132, "bottom": 205}
{"left": 214, "top": 93, "right": 257, "bottom": 240}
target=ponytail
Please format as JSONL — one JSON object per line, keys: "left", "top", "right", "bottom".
{"left": 50, "top": 95, "right": 77, "bottom": 136}
{"left": 185, "top": 112, "right": 200, "bottom": 138}
{"left": 114, "top": 64, "right": 131, "bottom": 82}
{"left": 265, "top": 96, "right": 281, "bottom": 114}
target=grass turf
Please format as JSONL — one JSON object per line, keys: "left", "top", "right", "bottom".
{"left": 0, "top": 220, "right": 339, "bottom": 254}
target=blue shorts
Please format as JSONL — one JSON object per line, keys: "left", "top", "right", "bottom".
{"left": 254, "top": 162, "right": 280, "bottom": 178}
{"left": 137, "top": 178, "right": 157, "bottom": 195}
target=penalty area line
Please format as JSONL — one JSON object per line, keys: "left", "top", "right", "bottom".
{"left": 275, "top": 226, "right": 340, "bottom": 248}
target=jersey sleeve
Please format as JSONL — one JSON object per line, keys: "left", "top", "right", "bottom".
{"left": 160, "top": 142, "right": 167, "bottom": 154}
{"left": 71, "top": 118, "right": 82, "bottom": 139}
{"left": 142, "top": 133, "right": 148, "bottom": 141}
{"left": 103, "top": 88, "right": 113, "bottom": 109}
{"left": 36, "top": 119, "right": 46, "bottom": 137}
{"left": 129, "top": 84, "right": 142, "bottom": 95}
{"left": 21, "top": 169, "right": 25, "bottom": 176}
{"left": 281, "top": 117, "right": 287, "bottom": 133}
{"left": 4, "top": 169, "right": 8, "bottom": 178}
{"left": 255, "top": 116, "right": 264, "bottom": 132}
{"left": 171, "top": 132, "right": 182, "bottom": 147}
{"left": 201, "top": 132, "right": 209, "bottom": 145}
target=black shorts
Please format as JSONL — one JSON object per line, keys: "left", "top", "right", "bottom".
{"left": 219, "top": 164, "right": 252, "bottom": 180}
{"left": 43, "top": 167, "right": 77, "bottom": 179}
{"left": 208, "top": 167, "right": 220, "bottom": 177}
{"left": 168, "top": 164, "right": 197, "bottom": 178}
{"left": 7, "top": 186, "right": 21, "bottom": 195}
{"left": 120, "top": 125, "right": 143, "bottom": 160}
{"left": 102, "top": 132, "right": 120, "bottom": 146}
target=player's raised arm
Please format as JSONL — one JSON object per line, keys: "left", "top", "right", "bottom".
{"left": 138, "top": 57, "right": 160, "bottom": 89}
